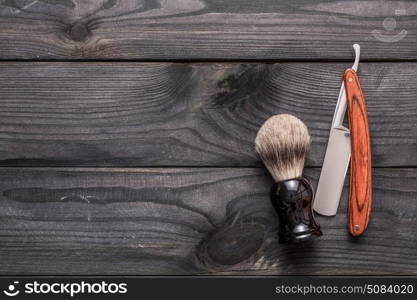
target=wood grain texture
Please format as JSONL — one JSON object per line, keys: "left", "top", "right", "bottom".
{"left": 0, "top": 0, "right": 417, "bottom": 60}
{"left": 1, "top": 62, "right": 416, "bottom": 167}
{"left": 0, "top": 167, "right": 416, "bottom": 275}
{"left": 345, "top": 69, "right": 372, "bottom": 236}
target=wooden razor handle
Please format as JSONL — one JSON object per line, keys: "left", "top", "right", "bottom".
{"left": 344, "top": 69, "right": 372, "bottom": 236}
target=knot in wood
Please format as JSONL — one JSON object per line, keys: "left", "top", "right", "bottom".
{"left": 201, "top": 223, "right": 265, "bottom": 266}
{"left": 67, "top": 22, "right": 90, "bottom": 42}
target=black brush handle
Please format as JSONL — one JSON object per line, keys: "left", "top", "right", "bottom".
{"left": 271, "top": 177, "right": 322, "bottom": 243}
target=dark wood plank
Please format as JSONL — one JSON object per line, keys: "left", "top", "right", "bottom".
{"left": 1, "top": 62, "right": 416, "bottom": 167}
{"left": 0, "top": 167, "right": 415, "bottom": 275}
{"left": 0, "top": 0, "right": 416, "bottom": 60}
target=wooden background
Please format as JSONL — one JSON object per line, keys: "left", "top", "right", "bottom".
{"left": 0, "top": 0, "right": 416, "bottom": 275}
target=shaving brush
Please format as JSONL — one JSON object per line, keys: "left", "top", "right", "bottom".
{"left": 255, "top": 114, "right": 322, "bottom": 243}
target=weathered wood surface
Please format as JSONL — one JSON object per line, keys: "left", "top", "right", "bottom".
{"left": 1, "top": 0, "right": 416, "bottom": 278}
{"left": 0, "top": 167, "right": 415, "bottom": 275}
{"left": 1, "top": 62, "right": 416, "bottom": 167}
{"left": 0, "top": 0, "right": 416, "bottom": 60}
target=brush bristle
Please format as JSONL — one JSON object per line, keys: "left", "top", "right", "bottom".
{"left": 255, "top": 114, "right": 310, "bottom": 182}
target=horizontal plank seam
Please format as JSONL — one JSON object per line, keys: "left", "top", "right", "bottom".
{"left": 0, "top": 166, "right": 415, "bottom": 170}
{"left": 1, "top": 59, "right": 417, "bottom": 64}
{"left": 0, "top": 274, "right": 415, "bottom": 277}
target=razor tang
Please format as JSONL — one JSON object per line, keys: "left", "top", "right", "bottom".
{"left": 313, "top": 44, "right": 360, "bottom": 216}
